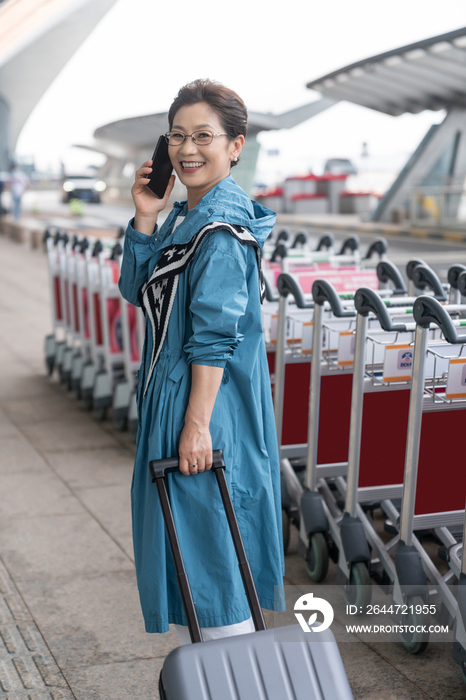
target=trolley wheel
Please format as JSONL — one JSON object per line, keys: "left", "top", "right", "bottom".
{"left": 158, "top": 672, "right": 167, "bottom": 700}
{"left": 93, "top": 405, "right": 108, "bottom": 422}
{"left": 83, "top": 396, "right": 93, "bottom": 411}
{"left": 399, "top": 595, "right": 429, "bottom": 654}
{"left": 305, "top": 532, "right": 329, "bottom": 583}
{"left": 114, "top": 415, "right": 127, "bottom": 432}
{"left": 282, "top": 509, "right": 290, "bottom": 555}
{"left": 344, "top": 562, "right": 372, "bottom": 610}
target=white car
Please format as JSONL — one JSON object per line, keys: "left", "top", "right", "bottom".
{"left": 62, "top": 175, "right": 106, "bottom": 203}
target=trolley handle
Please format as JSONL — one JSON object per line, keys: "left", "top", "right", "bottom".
{"left": 364, "top": 238, "right": 388, "bottom": 260}
{"left": 92, "top": 240, "right": 103, "bottom": 257}
{"left": 43, "top": 228, "right": 52, "bottom": 244}
{"left": 376, "top": 260, "right": 407, "bottom": 296}
{"left": 263, "top": 275, "right": 278, "bottom": 303}
{"left": 61, "top": 232, "right": 70, "bottom": 246}
{"left": 413, "top": 296, "right": 466, "bottom": 344}
{"left": 315, "top": 233, "right": 334, "bottom": 251}
{"left": 270, "top": 243, "right": 287, "bottom": 262}
{"left": 80, "top": 238, "right": 90, "bottom": 254}
{"left": 412, "top": 264, "right": 447, "bottom": 302}
{"left": 406, "top": 258, "right": 426, "bottom": 281}
{"left": 276, "top": 229, "right": 289, "bottom": 243}
{"left": 71, "top": 235, "right": 80, "bottom": 250}
{"left": 291, "top": 232, "right": 307, "bottom": 248}
{"left": 312, "top": 279, "right": 355, "bottom": 318}
{"left": 338, "top": 235, "right": 359, "bottom": 255}
{"left": 458, "top": 271, "right": 466, "bottom": 297}
{"left": 277, "top": 273, "right": 313, "bottom": 309}
{"left": 354, "top": 287, "right": 407, "bottom": 332}
{"left": 53, "top": 231, "right": 62, "bottom": 246}
{"left": 448, "top": 264, "right": 466, "bottom": 290}
{"left": 110, "top": 242, "right": 123, "bottom": 260}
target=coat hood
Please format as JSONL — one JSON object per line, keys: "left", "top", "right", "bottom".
{"left": 157, "top": 175, "right": 276, "bottom": 251}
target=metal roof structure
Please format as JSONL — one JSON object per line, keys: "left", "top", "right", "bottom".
{"left": 92, "top": 98, "right": 337, "bottom": 148}
{"left": 306, "top": 27, "right": 466, "bottom": 117}
{"left": 0, "top": 0, "right": 118, "bottom": 170}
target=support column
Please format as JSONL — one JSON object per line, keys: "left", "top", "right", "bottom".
{"left": 0, "top": 95, "right": 11, "bottom": 171}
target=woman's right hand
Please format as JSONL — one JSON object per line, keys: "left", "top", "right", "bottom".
{"left": 132, "top": 161, "right": 175, "bottom": 235}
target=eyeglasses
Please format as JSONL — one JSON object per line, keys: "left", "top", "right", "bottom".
{"left": 164, "top": 130, "right": 228, "bottom": 146}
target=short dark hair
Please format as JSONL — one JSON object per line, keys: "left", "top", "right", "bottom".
{"left": 168, "top": 79, "right": 247, "bottom": 168}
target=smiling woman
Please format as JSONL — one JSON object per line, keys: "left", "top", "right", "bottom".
{"left": 119, "top": 79, "right": 285, "bottom": 647}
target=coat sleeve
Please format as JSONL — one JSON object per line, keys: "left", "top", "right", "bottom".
{"left": 183, "top": 232, "right": 249, "bottom": 367}
{"left": 118, "top": 218, "right": 158, "bottom": 306}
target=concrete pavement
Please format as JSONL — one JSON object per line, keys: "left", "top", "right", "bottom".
{"left": 0, "top": 233, "right": 465, "bottom": 699}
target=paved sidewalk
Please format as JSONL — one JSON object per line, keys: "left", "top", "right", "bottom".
{"left": 0, "top": 234, "right": 464, "bottom": 699}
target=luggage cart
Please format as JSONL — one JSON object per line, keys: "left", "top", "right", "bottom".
{"left": 112, "top": 289, "right": 143, "bottom": 431}
{"left": 61, "top": 235, "right": 82, "bottom": 389}
{"left": 91, "top": 241, "right": 126, "bottom": 421}
{"left": 388, "top": 297, "right": 466, "bottom": 652}
{"left": 70, "top": 238, "right": 91, "bottom": 398}
{"left": 44, "top": 230, "right": 66, "bottom": 376}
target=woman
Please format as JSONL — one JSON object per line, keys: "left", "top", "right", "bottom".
{"left": 119, "top": 79, "right": 284, "bottom": 644}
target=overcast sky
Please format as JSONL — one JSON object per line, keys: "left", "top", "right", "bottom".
{"left": 15, "top": 0, "right": 466, "bottom": 183}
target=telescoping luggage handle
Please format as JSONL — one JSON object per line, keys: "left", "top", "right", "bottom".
{"left": 148, "top": 450, "right": 266, "bottom": 644}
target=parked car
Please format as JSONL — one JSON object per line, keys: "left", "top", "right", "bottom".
{"left": 62, "top": 175, "right": 106, "bottom": 203}
{"left": 324, "top": 158, "right": 357, "bottom": 176}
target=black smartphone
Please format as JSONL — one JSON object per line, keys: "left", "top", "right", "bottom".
{"left": 146, "top": 135, "right": 173, "bottom": 198}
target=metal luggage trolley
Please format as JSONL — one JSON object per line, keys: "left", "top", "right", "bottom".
{"left": 289, "top": 281, "right": 416, "bottom": 585}
{"left": 44, "top": 230, "right": 66, "bottom": 376}
{"left": 388, "top": 296, "right": 466, "bottom": 654}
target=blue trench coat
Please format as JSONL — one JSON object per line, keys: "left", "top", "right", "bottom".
{"left": 119, "top": 175, "right": 285, "bottom": 633}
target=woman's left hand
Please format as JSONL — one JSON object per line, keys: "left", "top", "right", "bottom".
{"left": 178, "top": 417, "right": 213, "bottom": 476}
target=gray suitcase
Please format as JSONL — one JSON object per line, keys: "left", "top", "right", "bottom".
{"left": 149, "top": 450, "right": 354, "bottom": 700}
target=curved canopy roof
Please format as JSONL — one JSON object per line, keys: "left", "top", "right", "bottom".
{"left": 306, "top": 27, "right": 466, "bottom": 117}
{"left": 93, "top": 98, "right": 337, "bottom": 148}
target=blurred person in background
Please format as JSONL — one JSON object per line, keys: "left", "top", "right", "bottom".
{"left": 9, "top": 165, "right": 29, "bottom": 220}
{"left": 119, "top": 79, "right": 284, "bottom": 645}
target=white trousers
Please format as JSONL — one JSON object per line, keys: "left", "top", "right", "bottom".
{"left": 175, "top": 615, "right": 255, "bottom": 645}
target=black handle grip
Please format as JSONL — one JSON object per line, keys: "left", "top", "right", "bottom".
{"left": 338, "top": 235, "right": 360, "bottom": 255}
{"left": 354, "top": 287, "right": 407, "bottom": 332}
{"left": 364, "top": 238, "right": 388, "bottom": 260}
{"left": 413, "top": 296, "right": 466, "bottom": 344}
{"left": 277, "top": 273, "right": 313, "bottom": 309}
{"left": 71, "top": 235, "right": 80, "bottom": 250}
{"left": 412, "top": 264, "right": 447, "bottom": 301}
{"left": 376, "top": 260, "right": 407, "bottom": 295}
{"left": 315, "top": 233, "right": 334, "bottom": 251}
{"left": 263, "top": 274, "right": 278, "bottom": 302}
{"left": 448, "top": 264, "right": 466, "bottom": 290}
{"left": 276, "top": 229, "right": 289, "bottom": 243}
{"left": 80, "top": 237, "right": 90, "bottom": 254}
{"left": 61, "top": 232, "right": 70, "bottom": 246}
{"left": 291, "top": 231, "right": 307, "bottom": 248}
{"left": 92, "top": 240, "right": 103, "bottom": 257}
{"left": 458, "top": 271, "right": 466, "bottom": 297}
{"left": 149, "top": 449, "right": 226, "bottom": 481}
{"left": 53, "top": 230, "right": 62, "bottom": 246}
{"left": 406, "top": 258, "right": 426, "bottom": 281}
{"left": 270, "top": 243, "right": 287, "bottom": 262}
{"left": 110, "top": 242, "right": 123, "bottom": 260}
{"left": 117, "top": 226, "right": 125, "bottom": 239}
{"left": 312, "top": 279, "right": 356, "bottom": 318}
{"left": 43, "top": 228, "right": 52, "bottom": 244}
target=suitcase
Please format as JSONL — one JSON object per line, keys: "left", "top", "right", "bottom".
{"left": 149, "top": 450, "right": 354, "bottom": 700}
